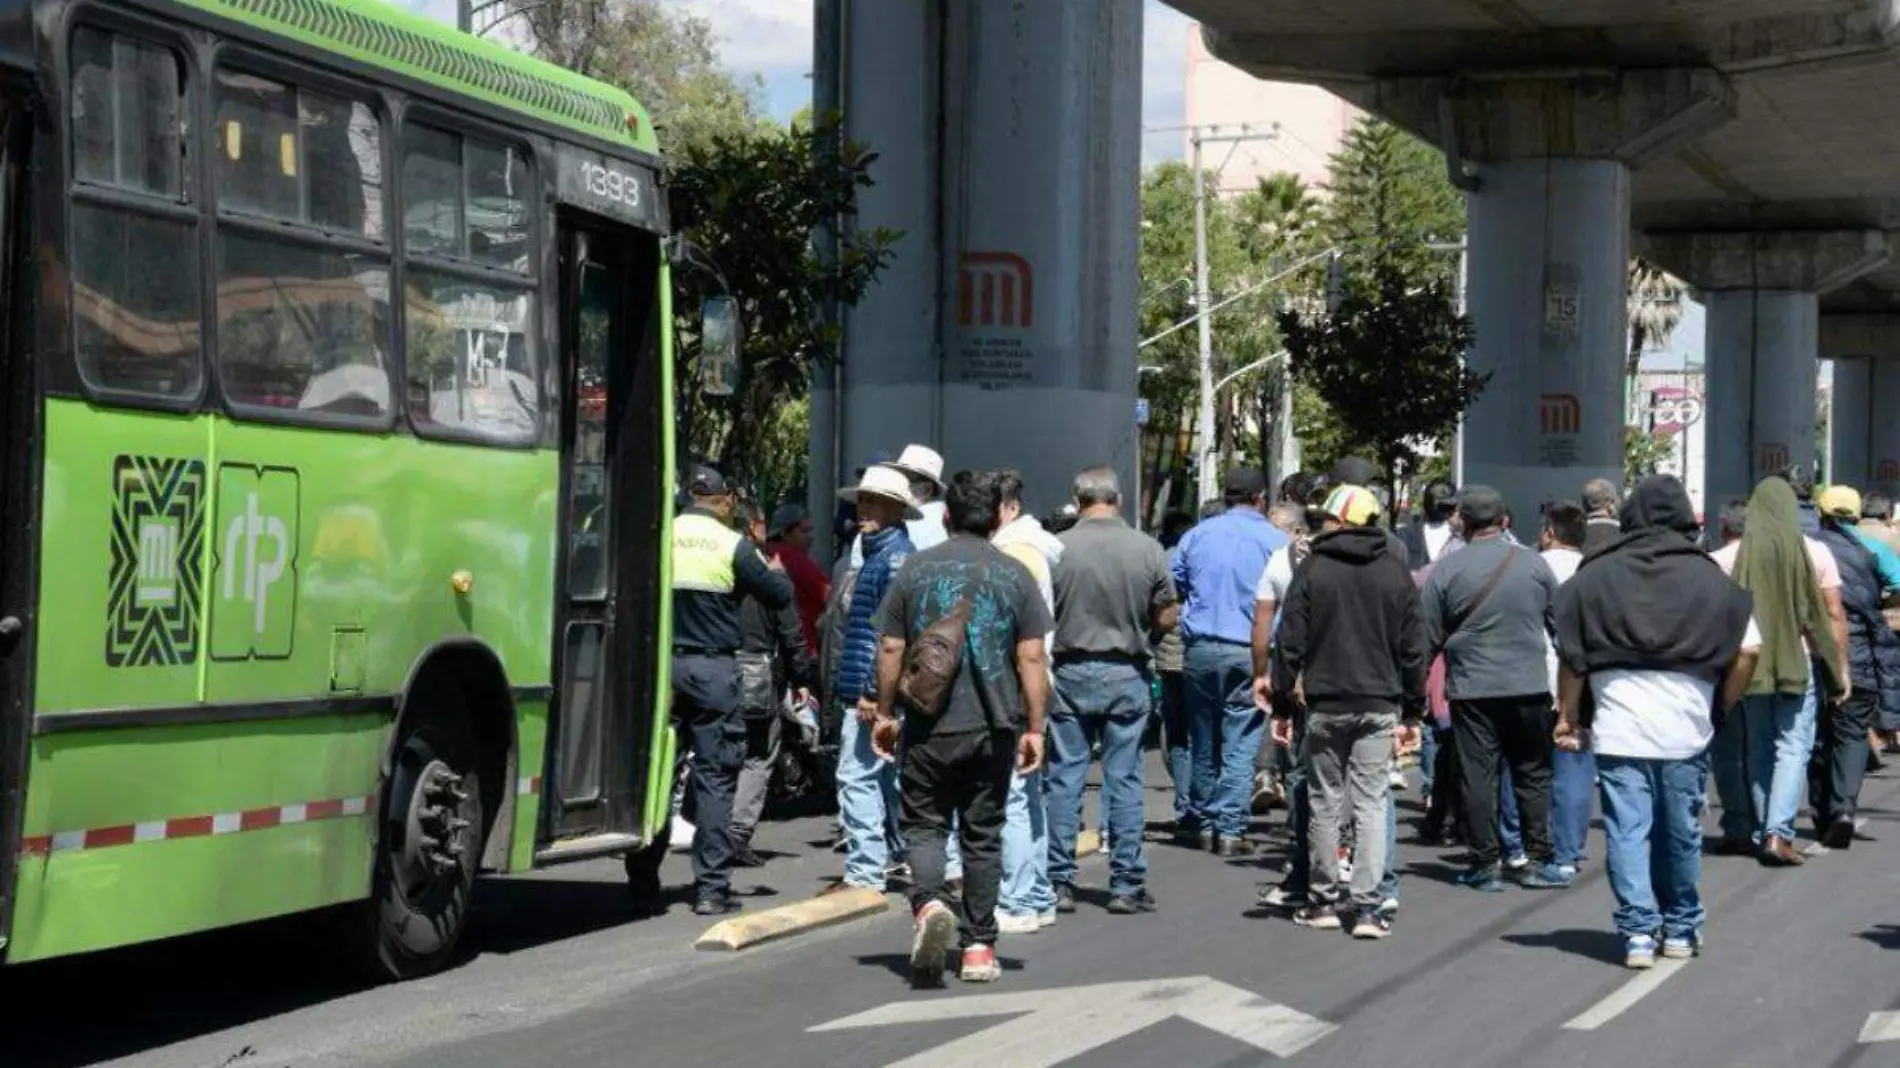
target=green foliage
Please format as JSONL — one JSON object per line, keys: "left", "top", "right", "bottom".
{"left": 668, "top": 115, "right": 900, "bottom": 482}
{"left": 1279, "top": 266, "right": 1484, "bottom": 483}
{"left": 1624, "top": 426, "right": 1676, "bottom": 487}
{"left": 1325, "top": 120, "right": 1465, "bottom": 293}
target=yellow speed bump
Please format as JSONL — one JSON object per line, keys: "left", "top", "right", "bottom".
{"left": 695, "top": 886, "right": 889, "bottom": 952}
{"left": 1077, "top": 829, "right": 1102, "bottom": 858}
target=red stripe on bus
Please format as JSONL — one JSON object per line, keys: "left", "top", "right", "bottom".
{"left": 306, "top": 799, "right": 344, "bottom": 820}
{"left": 168, "top": 815, "right": 215, "bottom": 839}
{"left": 86, "top": 825, "right": 136, "bottom": 849}
{"left": 240, "top": 808, "right": 281, "bottom": 832}
{"left": 19, "top": 836, "right": 50, "bottom": 856}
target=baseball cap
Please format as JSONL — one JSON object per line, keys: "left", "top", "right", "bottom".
{"left": 1320, "top": 484, "right": 1382, "bottom": 526}
{"left": 1223, "top": 467, "right": 1268, "bottom": 500}
{"left": 1328, "top": 456, "right": 1379, "bottom": 487}
{"left": 1458, "top": 485, "right": 1507, "bottom": 527}
{"left": 769, "top": 503, "right": 811, "bottom": 537}
{"left": 1819, "top": 484, "right": 1863, "bottom": 521}
{"left": 688, "top": 464, "right": 730, "bottom": 496}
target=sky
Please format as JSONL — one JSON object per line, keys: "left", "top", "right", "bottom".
{"left": 403, "top": 0, "right": 1193, "bottom": 162}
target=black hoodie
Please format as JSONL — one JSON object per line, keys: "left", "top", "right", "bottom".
{"left": 1271, "top": 525, "right": 1429, "bottom": 718}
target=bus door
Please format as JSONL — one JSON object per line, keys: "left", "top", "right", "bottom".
{"left": 0, "top": 95, "right": 29, "bottom": 949}
{"left": 540, "top": 219, "right": 664, "bottom": 855}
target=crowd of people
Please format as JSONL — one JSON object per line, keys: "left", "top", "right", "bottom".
{"left": 660, "top": 444, "right": 1900, "bottom": 987}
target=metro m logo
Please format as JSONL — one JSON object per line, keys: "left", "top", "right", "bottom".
{"left": 211, "top": 465, "right": 301, "bottom": 661}
{"left": 1758, "top": 442, "right": 1790, "bottom": 476}
{"left": 1879, "top": 459, "right": 1900, "bottom": 484}
{"left": 1539, "top": 393, "right": 1581, "bottom": 435}
{"left": 957, "top": 251, "right": 1034, "bottom": 329}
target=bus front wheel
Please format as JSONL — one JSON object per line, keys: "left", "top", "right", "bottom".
{"left": 366, "top": 709, "right": 484, "bottom": 980}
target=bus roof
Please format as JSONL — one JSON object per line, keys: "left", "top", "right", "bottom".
{"left": 170, "top": 0, "right": 658, "bottom": 155}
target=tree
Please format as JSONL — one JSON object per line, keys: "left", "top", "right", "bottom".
{"left": 1325, "top": 120, "right": 1465, "bottom": 293}
{"left": 667, "top": 115, "right": 900, "bottom": 484}
{"left": 1278, "top": 266, "right": 1485, "bottom": 486}
{"left": 1624, "top": 425, "right": 1675, "bottom": 486}
{"left": 1626, "top": 258, "right": 1684, "bottom": 421}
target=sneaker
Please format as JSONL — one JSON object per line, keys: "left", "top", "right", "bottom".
{"left": 1453, "top": 867, "right": 1506, "bottom": 893}
{"left": 1515, "top": 862, "right": 1575, "bottom": 890}
{"left": 1352, "top": 912, "right": 1393, "bottom": 939}
{"left": 1106, "top": 888, "right": 1158, "bottom": 914}
{"left": 1037, "top": 909, "right": 1057, "bottom": 928}
{"left": 1661, "top": 931, "right": 1702, "bottom": 959}
{"left": 885, "top": 861, "right": 914, "bottom": 886}
{"left": 692, "top": 895, "right": 742, "bottom": 917}
{"left": 959, "top": 944, "right": 1002, "bottom": 983}
{"left": 1216, "top": 837, "right": 1258, "bottom": 858}
{"left": 1823, "top": 818, "right": 1856, "bottom": 851}
{"left": 731, "top": 842, "right": 765, "bottom": 868}
{"left": 1624, "top": 933, "right": 1658, "bottom": 970}
{"left": 909, "top": 901, "right": 958, "bottom": 988}
{"left": 1377, "top": 897, "right": 1399, "bottom": 918}
{"left": 1389, "top": 768, "right": 1408, "bottom": 791}
{"left": 1258, "top": 883, "right": 1309, "bottom": 910}
{"left": 997, "top": 911, "right": 1043, "bottom": 935}
{"left": 1504, "top": 853, "right": 1530, "bottom": 872}
{"left": 1293, "top": 904, "right": 1343, "bottom": 929}
{"left": 1553, "top": 864, "right": 1580, "bottom": 881}
{"left": 1053, "top": 883, "right": 1077, "bottom": 914}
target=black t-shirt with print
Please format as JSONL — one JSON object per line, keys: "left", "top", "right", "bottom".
{"left": 875, "top": 534, "right": 1053, "bottom": 735}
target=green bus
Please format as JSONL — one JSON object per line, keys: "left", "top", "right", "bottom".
{"left": 0, "top": 0, "right": 681, "bottom": 978}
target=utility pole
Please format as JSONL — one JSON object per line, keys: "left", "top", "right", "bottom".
{"left": 456, "top": 0, "right": 471, "bottom": 33}
{"left": 1187, "top": 124, "right": 1279, "bottom": 504}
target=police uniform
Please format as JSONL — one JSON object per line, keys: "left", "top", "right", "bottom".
{"left": 668, "top": 467, "right": 793, "bottom": 911}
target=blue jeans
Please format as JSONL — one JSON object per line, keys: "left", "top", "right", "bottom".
{"left": 1184, "top": 641, "right": 1264, "bottom": 838}
{"left": 999, "top": 768, "right": 1054, "bottom": 915}
{"left": 1553, "top": 749, "right": 1597, "bottom": 867}
{"left": 837, "top": 710, "right": 904, "bottom": 889}
{"left": 1711, "top": 687, "right": 1816, "bottom": 842}
{"left": 1598, "top": 754, "right": 1706, "bottom": 939}
{"left": 1157, "top": 670, "right": 1191, "bottom": 824}
{"left": 1500, "top": 764, "right": 1524, "bottom": 861}
{"left": 1284, "top": 729, "right": 1400, "bottom": 903}
{"left": 1047, "top": 661, "right": 1151, "bottom": 896}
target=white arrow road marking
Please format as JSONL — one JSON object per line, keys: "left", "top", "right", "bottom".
{"left": 809, "top": 976, "right": 1335, "bottom": 1068}
{"left": 1563, "top": 958, "right": 1687, "bottom": 1031}
{"left": 1860, "top": 1011, "right": 1900, "bottom": 1043}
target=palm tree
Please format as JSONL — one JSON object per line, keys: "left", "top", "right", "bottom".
{"left": 1626, "top": 258, "right": 1685, "bottom": 422}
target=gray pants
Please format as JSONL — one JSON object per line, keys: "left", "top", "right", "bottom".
{"left": 732, "top": 710, "right": 782, "bottom": 842}
{"left": 1306, "top": 707, "right": 1398, "bottom": 911}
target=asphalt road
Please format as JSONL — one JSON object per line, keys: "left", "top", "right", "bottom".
{"left": 13, "top": 756, "right": 1900, "bottom": 1068}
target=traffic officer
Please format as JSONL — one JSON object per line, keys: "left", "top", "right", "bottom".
{"left": 640, "top": 465, "right": 793, "bottom": 916}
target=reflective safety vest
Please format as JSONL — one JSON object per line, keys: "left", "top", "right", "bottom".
{"left": 673, "top": 511, "right": 740, "bottom": 595}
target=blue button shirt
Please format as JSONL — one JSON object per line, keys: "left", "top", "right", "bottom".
{"left": 1170, "top": 505, "right": 1287, "bottom": 645}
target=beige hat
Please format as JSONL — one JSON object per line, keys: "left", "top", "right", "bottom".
{"left": 887, "top": 444, "right": 946, "bottom": 489}
{"left": 840, "top": 464, "right": 924, "bottom": 520}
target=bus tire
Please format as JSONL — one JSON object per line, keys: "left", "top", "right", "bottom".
{"left": 365, "top": 703, "right": 484, "bottom": 981}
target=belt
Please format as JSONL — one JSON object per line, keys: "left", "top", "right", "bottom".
{"left": 1053, "top": 652, "right": 1148, "bottom": 667}
{"left": 673, "top": 646, "right": 736, "bottom": 659}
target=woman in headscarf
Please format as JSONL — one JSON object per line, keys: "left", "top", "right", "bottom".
{"left": 1553, "top": 475, "right": 1759, "bottom": 968}
{"left": 1708, "top": 477, "right": 1847, "bottom": 866}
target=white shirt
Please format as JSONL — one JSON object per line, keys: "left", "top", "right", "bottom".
{"left": 1590, "top": 615, "right": 1763, "bottom": 760}
{"left": 1541, "top": 547, "right": 1582, "bottom": 693}
{"left": 1254, "top": 544, "right": 1296, "bottom": 606}
{"left": 1423, "top": 522, "right": 1454, "bottom": 564}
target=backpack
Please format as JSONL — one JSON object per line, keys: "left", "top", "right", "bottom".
{"left": 896, "top": 596, "right": 971, "bottom": 719}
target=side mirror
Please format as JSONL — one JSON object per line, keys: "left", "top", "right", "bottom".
{"left": 701, "top": 296, "right": 741, "bottom": 397}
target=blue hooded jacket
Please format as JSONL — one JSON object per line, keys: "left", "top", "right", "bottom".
{"left": 1816, "top": 519, "right": 1900, "bottom": 722}
{"left": 836, "top": 523, "right": 914, "bottom": 704}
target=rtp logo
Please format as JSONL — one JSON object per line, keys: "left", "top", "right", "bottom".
{"left": 210, "top": 465, "right": 300, "bottom": 661}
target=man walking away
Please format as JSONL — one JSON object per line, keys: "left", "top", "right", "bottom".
{"left": 1540, "top": 501, "right": 1593, "bottom": 879}
{"left": 1422, "top": 486, "right": 1567, "bottom": 891}
{"left": 868, "top": 473, "right": 1051, "bottom": 987}
{"left": 767, "top": 503, "right": 830, "bottom": 654}
{"left": 1709, "top": 477, "right": 1847, "bottom": 864}
{"left": 829, "top": 465, "right": 919, "bottom": 894}
{"left": 649, "top": 466, "right": 793, "bottom": 916}
{"left": 1047, "top": 466, "right": 1179, "bottom": 915}
{"left": 1581, "top": 479, "right": 1621, "bottom": 554}
{"left": 1271, "top": 485, "right": 1427, "bottom": 938}
{"left": 732, "top": 502, "right": 819, "bottom": 867}
{"left": 1155, "top": 512, "right": 1196, "bottom": 831}
{"left": 1171, "top": 468, "right": 1288, "bottom": 854}
{"left": 1553, "top": 475, "right": 1759, "bottom": 968}
{"left": 991, "top": 470, "right": 1064, "bottom": 931}
{"left": 1811, "top": 486, "right": 1900, "bottom": 847}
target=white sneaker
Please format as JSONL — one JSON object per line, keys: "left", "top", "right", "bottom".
{"left": 997, "top": 912, "right": 1042, "bottom": 935}
{"left": 1037, "top": 909, "right": 1057, "bottom": 928}
{"left": 1504, "top": 854, "right": 1530, "bottom": 872}
{"left": 1389, "top": 769, "right": 1407, "bottom": 791}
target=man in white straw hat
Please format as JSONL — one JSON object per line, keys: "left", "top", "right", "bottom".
{"left": 827, "top": 464, "right": 922, "bottom": 894}
{"left": 888, "top": 444, "right": 950, "bottom": 552}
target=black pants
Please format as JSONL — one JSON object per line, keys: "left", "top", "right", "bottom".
{"left": 674, "top": 653, "right": 745, "bottom": 900}
{"left": 900, "top": 727, "right": 1015, "bottom": 948}
{"left": 1453, "top": 695, "right": 1555, "bottom": 870}
{"left": 1422, "top": 723, "right": 1466, "bottom": 840}
{"left": 1812, "top": 688, "right": 1879, "bottom": 828}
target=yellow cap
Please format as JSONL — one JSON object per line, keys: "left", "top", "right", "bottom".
{"left": 1819, "top": 484, "right": 1862, "bottom": 521}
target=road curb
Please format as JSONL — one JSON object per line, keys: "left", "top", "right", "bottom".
{"left": 1077, "top": 829, "right": 1102, "bottom": 858}
{"left": 695, "top": 887, "right": 890, "bottom": 952}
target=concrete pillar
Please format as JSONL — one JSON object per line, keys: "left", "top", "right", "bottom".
{"left": 1462, "top": 159, "right": 1629, "bottom": 516}
{"left": 1702, "top": 291, "right": 1818, "bottom": 506}
{"left": 822, "top": 0, "right": 1142, "bottom": 519}
{"left": 1373, "top": 70, "right": 1737, "bottom": 514}
{"left": 1874, "top": 358, "right": 1900, "bottom": 503}
{"left": 1831, "top": 357, "right": 1873, "bottom": 490}
{"left": 1647, "top": 232, "right": 1889, "bottom": 506}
